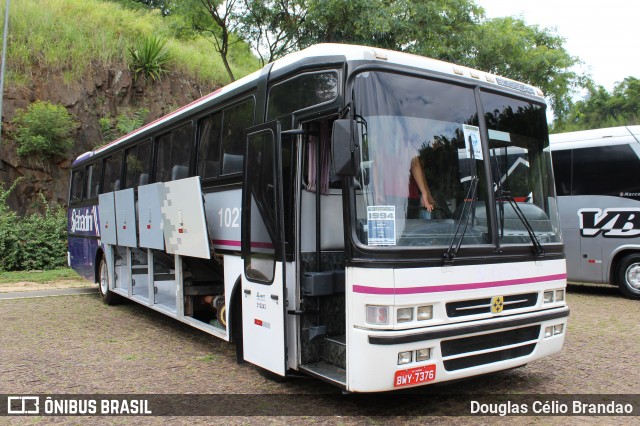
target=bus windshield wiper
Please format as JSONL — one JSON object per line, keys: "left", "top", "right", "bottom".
{"left": 444, "top": 175, "right": 479, "bottom": 263}
{"left": 497, "top": 191, "right": 545, "bottom": 257}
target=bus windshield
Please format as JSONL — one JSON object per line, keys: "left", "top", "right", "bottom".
{"left": 482, "top": 91, "right": 561, "bottom": 246}
{"left": 352, "top": 71, "right": 560, "bottom": 249}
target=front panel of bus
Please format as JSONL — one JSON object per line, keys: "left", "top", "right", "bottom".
{"left": 340, "top": 67, "right": 568, "bottom": 392}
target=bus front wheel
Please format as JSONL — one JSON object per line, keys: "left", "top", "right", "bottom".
{"left": 616, "top": 254, "right": 640, "bottom": 299}
{"left": 98, "top": 257, "right": 121, "bottom": 305}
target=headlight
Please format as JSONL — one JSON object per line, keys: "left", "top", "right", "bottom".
{"left": 366, "top": 305, "right": 389, "bottom": 325}
{"left": 417, "top": 305, "right": 433, "bottom": 321}
{"left": 543, "top": 291, "right": 554, "bottom": 303}
{"left": 416, "top": 348, "right": 431, "bottom": 362}
{"left": 555, "top": 289, "right": 565, "bottom": 302}
{"left": 397, "top": 307, "right": 413, "bottom": 323}
{"left": 398, "top": 351, "right": 412, "bottom": 365}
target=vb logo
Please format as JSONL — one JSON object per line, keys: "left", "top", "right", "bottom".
{"left": 579, "top": 208, "right": 640, "bottom": 238}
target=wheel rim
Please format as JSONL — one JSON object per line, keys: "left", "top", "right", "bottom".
{"left": 100, "top": 261, "right": 109, "bottom": 295}
{"left": 625, "top": 263, "right": 640, "bottom": 291}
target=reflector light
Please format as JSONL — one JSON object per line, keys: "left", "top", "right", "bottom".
{"left": 366, "top": 305, "right": 389, "bottom": 325}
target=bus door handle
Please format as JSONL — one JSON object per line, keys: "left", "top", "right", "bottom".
{"left": 244, "top": 289, "right": 251, "bottom": 295}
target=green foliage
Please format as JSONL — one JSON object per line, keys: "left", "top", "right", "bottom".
{"left": 129, "top": 35, "right": 173, "bottom": 81}
{"left": 468, "top": 17, "right": 582, "bottom": 122}
{"left": 99, "top": 108, "right": 149, "bottom": 142}
{"left": 3, "top": 0, "right": 257, "bottom": 88}
{"left": 0, "top": 184, "right": 68, "bottom": 272}
{"left": 553, "top": 77, "right": 640, "bottom": 132}
{"left": 0, "top": 268, "right": 83, "bottom": 284}
{"left": 11, "top": 101, "right": 76, "bottom": 159}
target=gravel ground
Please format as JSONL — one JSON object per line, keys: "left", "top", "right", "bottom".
{"left": 0, "top": 282, "right": 638, "bottom": 425}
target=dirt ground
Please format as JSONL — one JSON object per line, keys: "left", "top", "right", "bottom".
{"left": 0, "top": 281, "right": 638, "bottom": 424}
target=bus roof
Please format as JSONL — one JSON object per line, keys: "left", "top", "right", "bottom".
{"left": 549, "top": 125, "right": 640, "bottom": 150}
{"left": 74, "top": 43, "right": 545, "bottom": 165}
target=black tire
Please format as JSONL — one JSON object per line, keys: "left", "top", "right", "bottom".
{"left": 98, "top": 256, "right": 121, "bottom": 305}
{"left": 616, "top": 254, "right": 640, "bottom": 299}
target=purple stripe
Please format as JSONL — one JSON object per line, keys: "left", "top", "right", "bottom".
{"left": 212, "top": 239, "right": 274, "bottom": 249}
{"left": 353, "top": 273, "right": 567, "bottom": 295}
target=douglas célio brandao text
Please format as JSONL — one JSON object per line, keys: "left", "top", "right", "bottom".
{"left": 470, "top": 399, "right": 635, "bottom": 416}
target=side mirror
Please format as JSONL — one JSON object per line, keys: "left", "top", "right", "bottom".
{"left": 332, "top": 119, "right": 360, "bottom": 176}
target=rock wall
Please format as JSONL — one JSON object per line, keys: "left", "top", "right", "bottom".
{"left": 0, "top": 67, "right": 215, "bottom": 215}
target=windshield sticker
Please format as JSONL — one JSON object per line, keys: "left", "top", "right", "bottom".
{"left": 367, "top": 206, "right": 396, "bottom": 246}
{"left": 463, "top": 124, "right": 483, "bottom": 160}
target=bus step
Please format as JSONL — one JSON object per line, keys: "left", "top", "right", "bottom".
{"left": 322, "top": 335, "right": 346, "bottom": 369}
{"left": 299, "top": 361, "right": 346, "bottom": 387}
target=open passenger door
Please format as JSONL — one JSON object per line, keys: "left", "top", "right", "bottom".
{"left": 241, "top": 121, "right": 287, "bottom": 375}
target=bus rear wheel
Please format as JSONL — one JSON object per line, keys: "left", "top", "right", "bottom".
{"left": 616, "top": 254, "right": 640, "bottom": 299}
{"left": 98, "top": 256, "right": 121, "bottom": 305}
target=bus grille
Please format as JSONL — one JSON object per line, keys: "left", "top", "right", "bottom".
{"left": 441, "top": 325, "right": 540, "bottom": 371}
{"left": 446, "top": 293, "right": 538, "bottom": 317}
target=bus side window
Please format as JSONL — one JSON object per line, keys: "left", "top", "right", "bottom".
{"left": 125, "top": 139, "right": 152, "bottom": 188}
{"left": 102, "top": 153, "right": 123, "bottom": 193}
{"left": 572, "top": 144, "right": 640, "bottom": 196}
{"left": 266, "top": 71, "right": 338, "bottom": 121}
{"left": 156, "top": 123, "right": 193, "bottom": 182}
{"left": 197, "top": 113, "right": 222, "bottom": 179}
{"left": 70, "top": 168, "right": 85, "bottom": 203}
{"left": 85, "top": 162, "right": 102, "bottom": 199}
{"left": 551, "top": 149, "right": 572, "bottom": 196}
{"left": 221, "top": 98, "right": 255, "bottom": 176}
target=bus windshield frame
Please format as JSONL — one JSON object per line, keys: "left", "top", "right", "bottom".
{"left": 349, "top": 69, "right": 561, "bottom": 253}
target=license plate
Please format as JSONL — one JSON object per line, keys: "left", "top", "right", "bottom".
{"left": 394, "top": 364, "right": 436, "bottom": 387}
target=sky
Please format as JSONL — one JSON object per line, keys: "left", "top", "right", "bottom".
{"left": 476, "top": 0, "right": 639, "bottom": 93}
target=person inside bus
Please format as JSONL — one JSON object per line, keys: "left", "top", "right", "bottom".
{"left": 373, "top": 131, "right": 436, "bottom": 220}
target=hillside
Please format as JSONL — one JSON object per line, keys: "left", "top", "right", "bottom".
{"left": 0, "top": 0, "right": 259, "bottom": 214}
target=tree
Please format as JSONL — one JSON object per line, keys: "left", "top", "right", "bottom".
{"left": 195, "top": 0, "right": 239, "bottom": 81}
{"left": 553, "top": 77, "right": 640, "bottom": 132}
{"left": 121, "top": 0, "right": 587, "bottom": 121}
{"left": 237, "top": 0, "right": 306, "bottom": 66}
{"left": 467, "top": 17, "right": 583, "bottom": 121}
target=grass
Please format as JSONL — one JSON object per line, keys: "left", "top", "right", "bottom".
{"left": 0, "top": 267, "right": 85, "bottom": 284}
{"left": 1, "top": 0, "right": 260, "bottom": 89}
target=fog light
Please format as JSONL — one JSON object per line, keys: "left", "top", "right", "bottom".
{"left": 366, "top": 305, "right": 389, "bottom": 325}
{"left": 555, "top": 289, "right": 565, "bottom": 302}
{"left": 398, "top": 351, "right": 412, "bottom": 365}
{"left": 397, "top": 307, "right": 413, "bottom": 323}
{"left": 416, "top": 348, "right": 431, "bottom": 362}
{"left": 417, "top": 305, "right": 433, "bottom": 321}
{"left": 544, "top": 326, "right": 553, "bottom": 338}
{"left": 554, "top": 324, "right": 564, "bottom": 335}
{"left": 544, "top": 291, "right": 554, "bottom": 303}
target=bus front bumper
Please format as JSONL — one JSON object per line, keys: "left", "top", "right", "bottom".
{"left": 347, "top": 307, "right": 569, "bottom": 392}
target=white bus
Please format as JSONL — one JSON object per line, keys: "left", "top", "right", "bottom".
{"left": 68, "top": 43, "right": 569, "bottom": 392}
{"left": 550, "top": 125, "right": 640, "bottom": 299}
